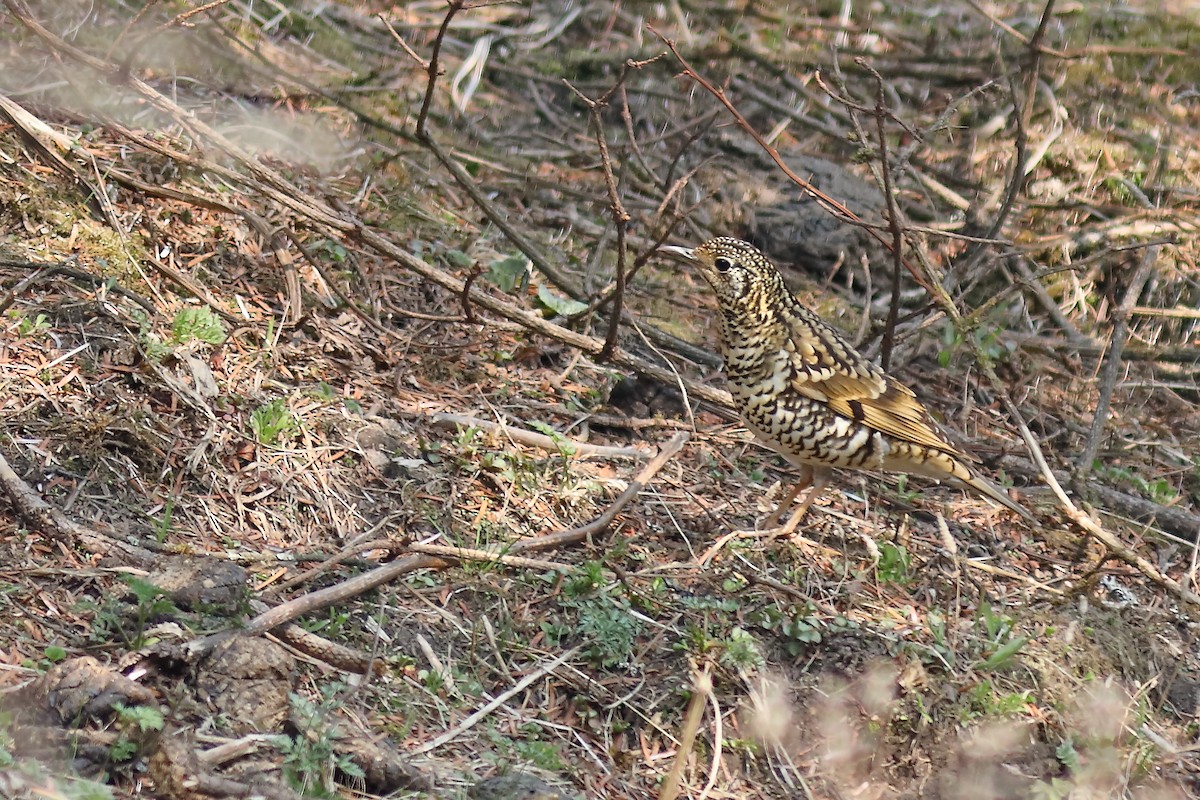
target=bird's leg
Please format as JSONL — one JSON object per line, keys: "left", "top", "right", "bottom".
{"left": 761, "top": 464, "right": 813, "bottom": 529}
{"left": 773, "top": 470, "right": 830, "bottom": 538}
{"left": 702, "top": 468, "right": 827, "bottom": 563}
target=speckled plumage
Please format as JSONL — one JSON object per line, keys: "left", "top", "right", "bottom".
{"left": 662, "top": 237, "right": 1031, "bottom": 526}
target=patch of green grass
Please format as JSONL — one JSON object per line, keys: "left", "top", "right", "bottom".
{"left": 249, "top": 398, "right": 298, "bottom": 445}
{"left": 959, "top": 680, "right": 1032, "bottom": 721}
{"left": 170, "top": 306, "right": 226, "bottom": 345}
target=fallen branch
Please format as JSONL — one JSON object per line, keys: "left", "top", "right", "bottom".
{"left": 0, "top": 446, "right": 159, "bottom": 568}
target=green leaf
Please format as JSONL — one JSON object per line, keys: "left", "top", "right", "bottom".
{"left": 171, "top": 306, "right": 226, "bottom": 345}
{"left": 486, "top": 254, "right": 529, "bottom": 292}
{"left": 445, "top": 249, "right": 473, "bottom": 269}
{"left": 978, "top": 635, "right": 1029, "bottom": 671}
{"left": 536, "top": 284, "right": 588, "bottom": 316}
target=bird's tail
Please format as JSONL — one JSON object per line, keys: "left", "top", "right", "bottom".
{"left": 954, "top": 470, "right": 1035, "bottom": 521}
{"left": 884, "top": 448, "right": 1035, "bottom": 521}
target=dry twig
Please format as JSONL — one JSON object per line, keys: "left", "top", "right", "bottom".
{"left": 1074, "top": 246, "right": 1159, "bottom": 484}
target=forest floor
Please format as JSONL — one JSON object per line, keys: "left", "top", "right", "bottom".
{"left": 2, "top": 1, "right": 1200, "bottom": 798}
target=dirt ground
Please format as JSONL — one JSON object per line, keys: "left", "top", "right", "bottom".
{"left": 1, "top": 1, "right": 1200, "bottom": 798}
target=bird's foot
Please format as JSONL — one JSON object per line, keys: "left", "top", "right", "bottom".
{"left": 697, "top": 512, "right": 814, "bottom": 564}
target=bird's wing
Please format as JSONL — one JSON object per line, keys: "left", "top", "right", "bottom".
{"left": 780, "top": 304, "right": 967, "bottom": 457}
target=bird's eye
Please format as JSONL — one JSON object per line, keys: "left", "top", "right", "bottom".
{"left": 714, "top": 257, "right": 733, "bottom": 273}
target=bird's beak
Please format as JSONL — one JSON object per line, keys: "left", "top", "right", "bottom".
{"left": 659, "top": 245, "right": 696, "bottom": 262}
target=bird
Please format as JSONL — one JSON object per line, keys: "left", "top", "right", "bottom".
{"left": 660, "top": 236, "right": 1033, "bottom": 535}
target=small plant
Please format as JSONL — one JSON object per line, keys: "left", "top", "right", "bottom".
{"left": 0, "top": 716, "right": 14, "bottom": 767}
{"left": 12, "top": 311, "right": 50, "bottom": 338}
{"left": 170, "top": 306, "right": 226, "bottom": 345}
{"left": 721, "top": 627, "right": 765, "bottom": 670}
{"left": 924, "top": 611, "right": 956, "bottom": 668}
{"left": 22, "top": 645, "right": 68, "bottom": 673}
{"left": 276, "top": 689, "right": 364, "bottom": 798}
{"left": 485, "top": 253, "right": 530, "bottom": 293}
{"left": 937, "top": 321, "right": 1011, "bottom": 367}
{"left": 138, "top": 329, "right": 172, "bottom": 361}
{"left": 314, "top": 238, "right": 348, "bottom": 263}
{"left": 578, "top": 600, "right": 639, "bottom": 668}
{"left": 539, "top": 620, "right": 571, "bottom": 648}
{"left": 1094, "top": 462, "right": 1179, "bottom": 504}
{"left": 750, "top": 603, "right": 823, "bottom": 655}
{"left": 1055, "top": 737, "right": 1081, "bottom": 773}
{"left": 960, "top": 680, "right": 1031, "bottom": 720}
{"left": 302, "top": 607, "right": 351, "bottom": 637}
{"left": 563, "top": 561, "right": 606, "bottom": 598}
{"left": 152, "top": 497, "right": 175, "bottom": 543}
{"left": 249, "top": 398, "right": 298, "bottom": 445}
{"left": 779, "top": 615, "right": 822, "bottom": 653}
{"left": 109, "top": 703, "right": 165, "bottom": 763}
{"left": 310, "top": 381, "right": 337, "bottom": 401}
{"left": 514, "top": 739, "right": 565, "bottom": 771}
{"left": 875, "top": 541, "right": 912, "bottom": 585}
{"left": 535, "top": 283, "right": 588, "bottom": 316}
{"left": 893, "top": 473, "right": 921, "bottom": 504}
{"left": 1030, "top": 777, "right": 1075, "bottom": 800}
{"left": 971, "top": 602, "right": 1030, "bottom": 671}
{"left": 89, "top": 577, "right": 179, "bottom": 648}
{"left": 528, "top": 420, "right": 577, "bottom": 457}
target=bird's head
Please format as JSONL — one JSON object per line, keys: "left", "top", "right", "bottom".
{"left": 660, "top": 237, "right": 783, "bottom": 311}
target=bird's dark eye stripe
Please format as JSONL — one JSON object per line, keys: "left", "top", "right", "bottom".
{"left": 714, "top": 257, "right": 733, "bottom": 272}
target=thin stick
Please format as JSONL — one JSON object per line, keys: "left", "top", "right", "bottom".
{"left": 659, "top": 667, "right": 712, "bottom": 800}
{"left": 411, "top": 648, "right": 579, "bottom": 754}
{"left": 1074, "top": 246, "right": 1159, "bottom": 482}
{"left": 414, "top": 0, "right": 464, "bottom": 137}
{"left": 863, "top": 60, "right": 905, "bottom": 370}
{"left": 564, "top": 73, "right": 636, "bottom": 360}
{"left": 429, "top": 412, "right": 651, "bottom": 460}
{"left": 405, "top": 543, "right": 574, "bottom": 573}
